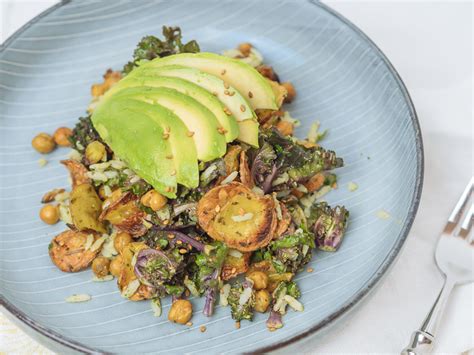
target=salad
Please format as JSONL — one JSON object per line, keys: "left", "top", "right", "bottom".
{"left": 32, "top": 27, "right": 349, "bottom": 331}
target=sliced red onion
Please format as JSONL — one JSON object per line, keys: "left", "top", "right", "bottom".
{"left": 203, "top": 287, "right": 216, "bottom": 317}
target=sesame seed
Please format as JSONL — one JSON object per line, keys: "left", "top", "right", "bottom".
{"left": 223, "top": 82, "right": 230, "bottom": 89}
{"left": 170, "top": 170, "right": 176, "bottom": 176}
{"left": 186, "top": 322, "right": 193, "bottom": 326}
{"left": 221, "top": 69, "right": 226, "bottom": 75}
{"left": 223, "top": 107, "right": 232, "bottom": 116}
{"left": 248, "top": 91, "right": 253, "bottom": 98}
{"left": 162, "top": 133, "right": 170, "bottom": 140}
{"left": 165, "top": 126, "right": 171, "bottom": 133}
{"left": 176, "top": 240, "right": 183, "bottom": 245}
{"left": 167, "top": 234, "right": 175, "bottom": 239}
{"left": 165, "top": 186, "right": 172, "bottom": 192}
{"left": 224, "top": 90, "right": 230, "bottom": 95}
{"left": 235, "top": 321, "right": 241, "bottom": 329}
{"left": 212, "top": 91, "right": 218, "bottom": 96}
{"left": 215, "top": 205, "right": 221, "bottom": 213}
{"left": 228, "top": 91, "right": 235, "bottom": 96}
{"left": 240, "top": 105, "right": 246, "bottom": 112}
{"left": 231, "top": 267, "right": 236, "bottom": 274}
{"left": 185, "top": 290, "right": 190, "bottom": 297}
{"left": 179, "top": 248, "right": 187, "bottom": 254}
{"left": 307, "top": 267, "right": 314, "bottom": 273}
{"left": 187, "top": 131, "right": 195, "bottom": 137}
{"left": 200, "top": 325, "right": 207, "bottom": 332}
{"left": 217, "top": 127, "right": 227, "bottom": 135}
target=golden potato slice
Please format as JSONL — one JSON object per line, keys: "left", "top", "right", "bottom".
{"left": 100, "top": 192, "right": 146, "bottom": 236}
{"left": 118, "top": 242, "right": 153, "bottom": 301}
{"left": 197, "top": 182, "right": 277, "bottom": 252}
{"left": 239, "top": 151, "right": 254, "bottom": 188}
{"left": 70, "top": 184, "right": 106, "bottom": 233}
{"left": 49, "top": 230, "right": 100, "bottom": 272}
{"left": 221, "top": 252, "right": 251, "bottom": 281}
{"left": 275, "top": 203, "right": 292, "bottom": 237}
{"left": 60, "top": 159, "right": 90, "bottom": 187}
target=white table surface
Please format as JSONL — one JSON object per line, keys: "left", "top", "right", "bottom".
{"left": 1, "top": 1, "right": 472, "bottom": 354}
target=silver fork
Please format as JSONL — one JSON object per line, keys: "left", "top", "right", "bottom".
{"left": 402, "top": 177, "right": 473, "bottom": 355}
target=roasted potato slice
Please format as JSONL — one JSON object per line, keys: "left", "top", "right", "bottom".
{"left": 118, "top": 242, "right": 153, "bottom": 301}
{"left": 99, "top": 191, "right": 146, "bottom": 236}
{"left": 275, "top": 202, "right": 292, "bottom": 237}
{"left": 224, "top": 145, "right": 242, "bottom": 175}
{"left": 221, "top": 251, "right": 251, "bottom": 281}
{"left": 60, "top": 159, "right": 90, "bottom": 187}
{"left": 197, "top": 182, "right": 277, "bottom": 252}
{"left": 70, "top": 184, "right": 106, "bottom": 233}
{"left": 239, "top": 151, "right": 254, "bottom": 188}
{"left": 49, "top": 230, "right": 100, "bottom": 272}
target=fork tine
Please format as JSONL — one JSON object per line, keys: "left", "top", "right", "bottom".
{"left": 460, "top": 203, "right": 473, "bottom": 234}
{"left": 448, "top": 177, "right": 473, "bottom": 223}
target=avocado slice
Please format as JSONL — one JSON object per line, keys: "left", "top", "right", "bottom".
{"left": 139, "top": 52, "right": 278, "bottom": 110}
{"left": 107, "top": 98, "right": 199, "bottom": 189}
{"left": 91, "top": 100, "right": 178, "bottom": 197}
{"left": 132, "top": 65, "right": 255, "bottom": 123}
{"left": 236, "top": 119, "right": 259, "bottom": 148}
{"left": 107, "top": 74, "right": 239, "bottom": 143}
{"left": 112, "top": 86, "right": 227, "bottom": 162}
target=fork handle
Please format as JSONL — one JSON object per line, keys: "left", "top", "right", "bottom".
{"left": 401, "top": 277, "right": 455, "bottom": 354}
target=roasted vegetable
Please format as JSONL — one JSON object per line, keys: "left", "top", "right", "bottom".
{"left": 134, "top": 248, "right": 183, "bottom": 288}
{"left": 227, "top": 279, "right": 255, "bottom": 321}
{"left": 100, "top": 191, "right": 146, "bottom": 236}
{"left": 197, "top": 182, "right": 277, "bottom": 252}
{"left": 61, "top": 159, "right": 91, "bottom": 187}
{"left": 239, "top": 150, "right": 253, "bottom": 188}
{"left": 49, "top": 230, "right": 100, "bottom": 272}
{"left": 268, "top": 229, "right": 314, "bottom": 273}
{"left": 275, "top": 202, "right": 292, "bottom": 237}
{"left": 118, "top": 242, "right": 153, "bottom": 301}
{"left": 221, "top": 251, "right": 251, "bottom": 281}
{"left": 309, "top": 202, "right": 349, "bottom": 251}
{"left": 123, "top": 26, "right": 200, "bottom": 74}
{"left": 69, "top": 184, "right": 106, "bottom": 233}
{"left": 223, "top": 145, "right": 242, "bottom": 175}
{"left": 69, "top": 116, "right": 104, "bottom": 152}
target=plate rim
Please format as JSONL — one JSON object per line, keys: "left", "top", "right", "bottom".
{"left": 0, "top": 0, "right": 424, "bottom": 353}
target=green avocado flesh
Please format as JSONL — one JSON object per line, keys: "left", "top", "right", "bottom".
{"left": 92, "top": 100, "right": 180, "bottom": 197}
{"left": 112, "top": 86, "right": 227, "bottom": 162}
{"left": 108, "top": 74, "right": 239, "bottom": 143}
{"left": 139, "top": 52, "right": 278, "bottom": 110}
{"left": 133, "top": 65, "right": 255, "bottom": 123}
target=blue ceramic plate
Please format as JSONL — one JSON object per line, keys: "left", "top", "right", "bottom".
{"left": 0, "top": 0, "right": 423, "bottom": 353}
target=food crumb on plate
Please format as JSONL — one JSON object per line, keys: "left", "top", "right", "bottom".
{"left": 199, "top": 325, "right": 207, "bottom": 332}
{"left": 347, "top": 181, "right": 358, "bottom": 192}
{"left": 65, "top": 294, "right": 91, "bottom": 303}
{"left": 306, "top": 267, "right": 314, "bottom": 273}
{"left": 38, "top": 158, "right": 48, "bottom": 167}
{"left": 186, "top": 322, "right": 193, "bottom": 327}
{"left": 235, "top": 321, "right": 241, "bottom": 329}
{"left": 376, "top": 209, "right": 391, "bottom": 220}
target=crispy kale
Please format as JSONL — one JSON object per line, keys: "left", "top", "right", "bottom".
{"left": 308, "top": 202, "right": 349, "bottom": 252}
{"left": 227, "top": 279, "right": 255, "bottom": 321}
{"left": 123, "top": 26, "right": 200, "bottom": 74}
{"left": 69, "top": 115, "right": 103, "bottom": 152}
{"left": 268, "top": 229, "right": 315, "bottom": 273}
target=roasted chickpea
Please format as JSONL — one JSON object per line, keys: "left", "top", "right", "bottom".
{"left": 238, "top": 42, "right": 252, "bottom": 57}
{"left": 39, "top": 204, "right": 59, "bottom": 225}
{"left": 141, "top": 190, "right": 167, "bottom": 211}
{"left": 168, "top": 299, "right": 193, "bottom": 324}
{"left": 32, "top": 133, "right": 56, "bottom": 154}
{"left": 109, "top": 255, "right": 123, "bottom": 277}
{"left": 92, "top": 256, "right": 110, "bottom": 278}
{"left": 254, "top": 289, "right": 271, "bottom": 313}
{"left": 275, "top": 120, "right": 294, "bottom": 136}
{"left": 247, "top": 271, "right": 268, "bottom": 290}
{"left": 114, "top": 232, "right": 132, "bottom": 254}
{"left": 85, "top": 141, "right": 106, "bottom": 164}
{"left": 281, "top": 82, "right": 296, "bottom": 103}
{"left": 53, "top": 127, "right": 73, "bottom": 147}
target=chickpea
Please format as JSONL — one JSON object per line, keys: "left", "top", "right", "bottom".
{"left": 141, "top": 190, "right": 167, "bottom": 211}
{"left": 32, "top": 133, "right": 56, "bottom": 154}
{"left": 254, "top": 289, "right": 271, "bottom": 313}
{"left": 238, "top": 42, "right": 252, "bottom": 57}
{"left": 168, "top": 299, "right": 193, "bottom": 324}
{"left": 92, "top": 256, "right": 110, "bottom": 278}
{"left": 109, "top": 255, "right": 123, "bottom": 277}
{"left": 275, "top": 120, "right": 294, "bottom": 136}
{"left": 281, "top": 82, "right": 296, "bottom": 103}
{"left": 85, "top": 141, "right": 106, "bottom": 164}
{"left": 114, "top": 232, "right": 132, "bottom": 254}
{"left": 53, "top": 127, "right": 72, "bottom": 147}
{"left": 39, "top": 204, "right": 59, "bottom": 225}
{"left": 247, "top": 271, "right": 268, "bottom": 290}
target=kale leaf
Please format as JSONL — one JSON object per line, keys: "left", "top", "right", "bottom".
{"left": 69, "top": 115, "right": 104, "bottom": 152}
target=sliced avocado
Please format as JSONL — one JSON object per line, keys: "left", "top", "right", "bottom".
{"left": 91, "top": 100, "right": 178, "bottom": 198}
{"left": 133, "top": 65, "right": 255, "bottom": 122}
{"left": 106, "top": 98, "right": 199, "bottom": 189}
{"left": 139, "top": 52, "right": 278, "bottom": 110}
{"left": 237, "top": 119, "right": 259, "bottom": 148}
{"left": 107, "top": 74, "right": 239, "bottom": 143}
{"left": 112, "top": 86, "right": 227, "bottom": 162}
